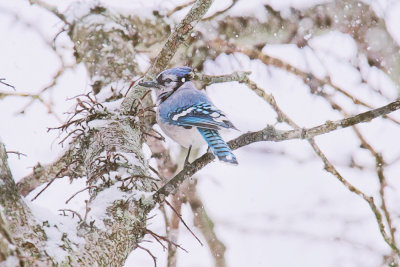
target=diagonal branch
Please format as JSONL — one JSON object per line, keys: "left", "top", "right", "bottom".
{"left": 0, "top": 78, "right": 15, "bottom": 90}
{"left": 147, "top": 0, "right": 214, "bottom": 77}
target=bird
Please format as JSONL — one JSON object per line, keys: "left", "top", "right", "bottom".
{"left": 139, "top": 66, "right": 238, "bottom": 165}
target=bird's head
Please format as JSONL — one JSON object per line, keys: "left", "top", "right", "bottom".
{"left": 139, "top": 66, "right": 192, "bottom": 102}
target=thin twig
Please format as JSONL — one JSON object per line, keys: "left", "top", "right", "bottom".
{"left": 58, "top": 209, "right": 83, "bottom": 222}
{"left": 146, "top": 229, "right": 188, "bottom": 253}
{"left": 164, "top": 199, "right": 203, "bottom": 246}
{"left": 65, "top": 186, "right": 97, "bottom": 204}
{"left": 83, "top": 200, "right": 91, "bottom": 222}
{"left": 31, "top": 176, "right": 58, "bottom": 201}
{"left": 6, "top": 151, "right": 27, "bottom": 159}
{"left": 137, "top": 244, "right": 157, "bottom": 267}
{"left": 0, "top": 78, "right": 15, "bottom": 90}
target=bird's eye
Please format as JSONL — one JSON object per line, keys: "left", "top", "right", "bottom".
{"left": 164, "top": 78, "right": 173, "bottom": 84}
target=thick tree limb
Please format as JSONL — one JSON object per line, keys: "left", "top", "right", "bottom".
{"left": 0, "top": 144, "right": 23, "bottom": 266}
{"left": 0, "top": 141, "right": 52, "bottom": 265}
{"left": 0, "top": 210, "right": 23, "bottom": 267}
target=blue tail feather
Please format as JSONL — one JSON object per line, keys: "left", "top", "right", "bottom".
{"left": 198, "top": 128, "right": 238, "bottom": 165}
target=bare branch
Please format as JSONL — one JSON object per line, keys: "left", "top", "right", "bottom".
{"left": 146, "top": 228, "right": 188, "bottom": 253}
{"left": 58, "top": 209, "right": 83, "bottom": 222}
{"left": 137, "top": 244, "right": 158, "bottom": 267}
{"left": 6, "top": 151, "right": 27, "bottom": 159}
{"left": 0, "top": 78, "right": 15, "bottom": 90}
{"left": 65, "top": 186, "right": 96, "bottom": 204}
{"left": 308, "top": 139, "right": 400, "bottom": 258}
{"left": 205, "top": 0, "right": 400, "bottom": 86}
{"left": 148, "top": 0, "right": 213, "bottom": 77}
{"left": 165, "top": 199, "right": 203, "bottom": 246}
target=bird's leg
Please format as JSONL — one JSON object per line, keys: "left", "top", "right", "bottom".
{"left": 184, "top": 145, "right": 192, "bottom": 166}
{"left": 207, "top": 146, "right": 211, "bottom": 153}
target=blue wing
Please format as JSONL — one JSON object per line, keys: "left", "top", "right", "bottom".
{"left": 167, "top": 102, "right": 237, "bottom": 130}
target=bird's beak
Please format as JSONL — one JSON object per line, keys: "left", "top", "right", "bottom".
{"left": 139, "top": 80, "right": 160, "bottom": 89}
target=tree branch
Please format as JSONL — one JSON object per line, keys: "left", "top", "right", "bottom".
{"left": 0, "top": 140, "right": 52, "bottom": 265}
{"left": 0, "top": 210, "right": 23, "bottom": 267}
{"left": 148, "top": 0, "right": 213, "bottom": 77}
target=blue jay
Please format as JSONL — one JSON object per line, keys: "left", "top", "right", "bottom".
{"left": 139, "top": 66, "right": 238, "bottom": 165}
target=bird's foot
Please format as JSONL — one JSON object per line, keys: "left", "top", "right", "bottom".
{"left": 184, "top": 145, "right": 192, "bottom": 167}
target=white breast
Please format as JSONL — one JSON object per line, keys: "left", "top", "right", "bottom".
{"left": 156, "top": 114, "right": 206, "bottom": 148}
